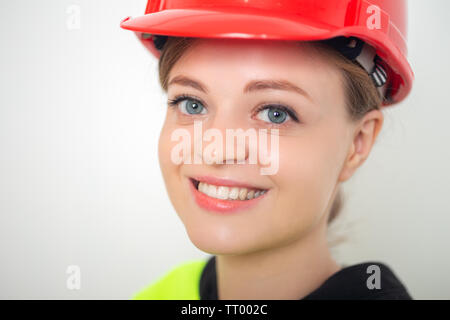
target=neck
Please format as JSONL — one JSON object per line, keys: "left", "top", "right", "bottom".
{"left": 216, "top": 220, "right": 341, "bottom": 300}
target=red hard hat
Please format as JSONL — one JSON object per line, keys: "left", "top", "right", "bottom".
{"left": 120, "top": 0, "right": 414, "bottom": 106}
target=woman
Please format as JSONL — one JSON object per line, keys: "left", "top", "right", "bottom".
{"left": 120, "top": 0, "right": 414, "bottom": 300}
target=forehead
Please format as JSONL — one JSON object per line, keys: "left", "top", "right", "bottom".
{"left": 169, "top": 38, "right": 344, "bottom": 110}
{"left": 172, "top": 37, "right": 329, "bottom": 71}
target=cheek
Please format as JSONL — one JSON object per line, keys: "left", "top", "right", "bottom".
{"left": 158, "top": 124, "right": 173, "bottom": 181}
{"left": 158, "top": 122, "right": 199, "bottom": 225}
{"left": 158, "top": 123, "right": 172, "bottom": 166}
{"left": 158, "top": 117, "right": 193, "bottom": 177}
{"left": 158, "top": 122, "right": 185, "bottom": 202}
{"left": 272, "top": 130, "right": 343, "bottom": 230}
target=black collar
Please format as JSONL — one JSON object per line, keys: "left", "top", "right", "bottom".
{"left": 199, "top": 255, "right": 412, "bottom": 300}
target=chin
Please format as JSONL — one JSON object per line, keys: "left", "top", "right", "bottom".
{"left": 183, "top": 224, "right": 262, "bottom": 255}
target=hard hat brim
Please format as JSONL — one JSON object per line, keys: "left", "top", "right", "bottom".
{"left": 120, "top": 7, "right": 335, "bottom": 40}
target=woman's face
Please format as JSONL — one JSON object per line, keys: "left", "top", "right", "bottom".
{"left": 158, "top": 38, "right": 356, "bottom": 254}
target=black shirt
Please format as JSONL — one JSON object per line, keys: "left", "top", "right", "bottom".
{"left": 199, "top": 255, "right": 413, "bottom": 300}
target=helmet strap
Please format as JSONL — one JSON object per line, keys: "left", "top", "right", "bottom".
{"left": 322, "top": 36, "right": 388, "bottom": 101}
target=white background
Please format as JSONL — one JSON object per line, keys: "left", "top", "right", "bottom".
{"left": 0, "top": 0, "right": 449, "bottom": 299}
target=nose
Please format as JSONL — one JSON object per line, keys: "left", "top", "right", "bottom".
{"left": 193, "top": 116, "right": 252, "bottom": 165}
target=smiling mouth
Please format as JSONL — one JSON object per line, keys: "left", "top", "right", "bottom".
{"left": 189, "top": 178, "right": 268, "bottom": 201}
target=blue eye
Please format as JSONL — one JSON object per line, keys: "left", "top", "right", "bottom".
{"left": 256, "top": 106, "right": 292, "bottom": 124}
{"left": 168, "top": 95, "right": 207, "bottom": 115}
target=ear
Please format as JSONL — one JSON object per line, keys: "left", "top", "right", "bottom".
{"left": 338, "top": 109, "right": 384, "bottom": 182}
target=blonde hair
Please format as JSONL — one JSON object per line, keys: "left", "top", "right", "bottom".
{"left": 157, "top": 36, "right": 382, "bottom": 225}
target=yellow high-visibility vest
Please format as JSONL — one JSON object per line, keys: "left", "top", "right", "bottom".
{"left": 132, "top": 259, "right": 208, "bottom": 300}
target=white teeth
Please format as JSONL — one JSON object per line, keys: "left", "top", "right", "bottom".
{"left": 217, "top": 186, "right": 229, "bottom": 200}
{"left": 239, "top": 188, "right": 248, "bottom": 200}
{"left": 207, "top": 184, "right": 217, "bottom": 198}
{"left": 229, "top": 187, "right": 239, "bottom": 200}
{"left": 195, "top": 181, "right": 266, "bottom": 201}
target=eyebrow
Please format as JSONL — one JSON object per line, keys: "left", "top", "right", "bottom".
{"left": 168, "top": 75, "right": 312, "bottom": 101}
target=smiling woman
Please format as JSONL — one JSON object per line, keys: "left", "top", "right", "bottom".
{"left": 120, "top": 0, "right": 414, "bottom": 300}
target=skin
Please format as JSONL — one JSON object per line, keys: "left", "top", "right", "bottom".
{"left": 158, "top": 38, "right": 384, "bottom": 299}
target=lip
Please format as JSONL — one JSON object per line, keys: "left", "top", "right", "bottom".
{"left": 187, "top": 177, "right": 269, "bottom": 214}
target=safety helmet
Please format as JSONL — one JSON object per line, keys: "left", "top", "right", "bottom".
{"left": 120, "top": 0, "right": 414, "bottom": 106}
